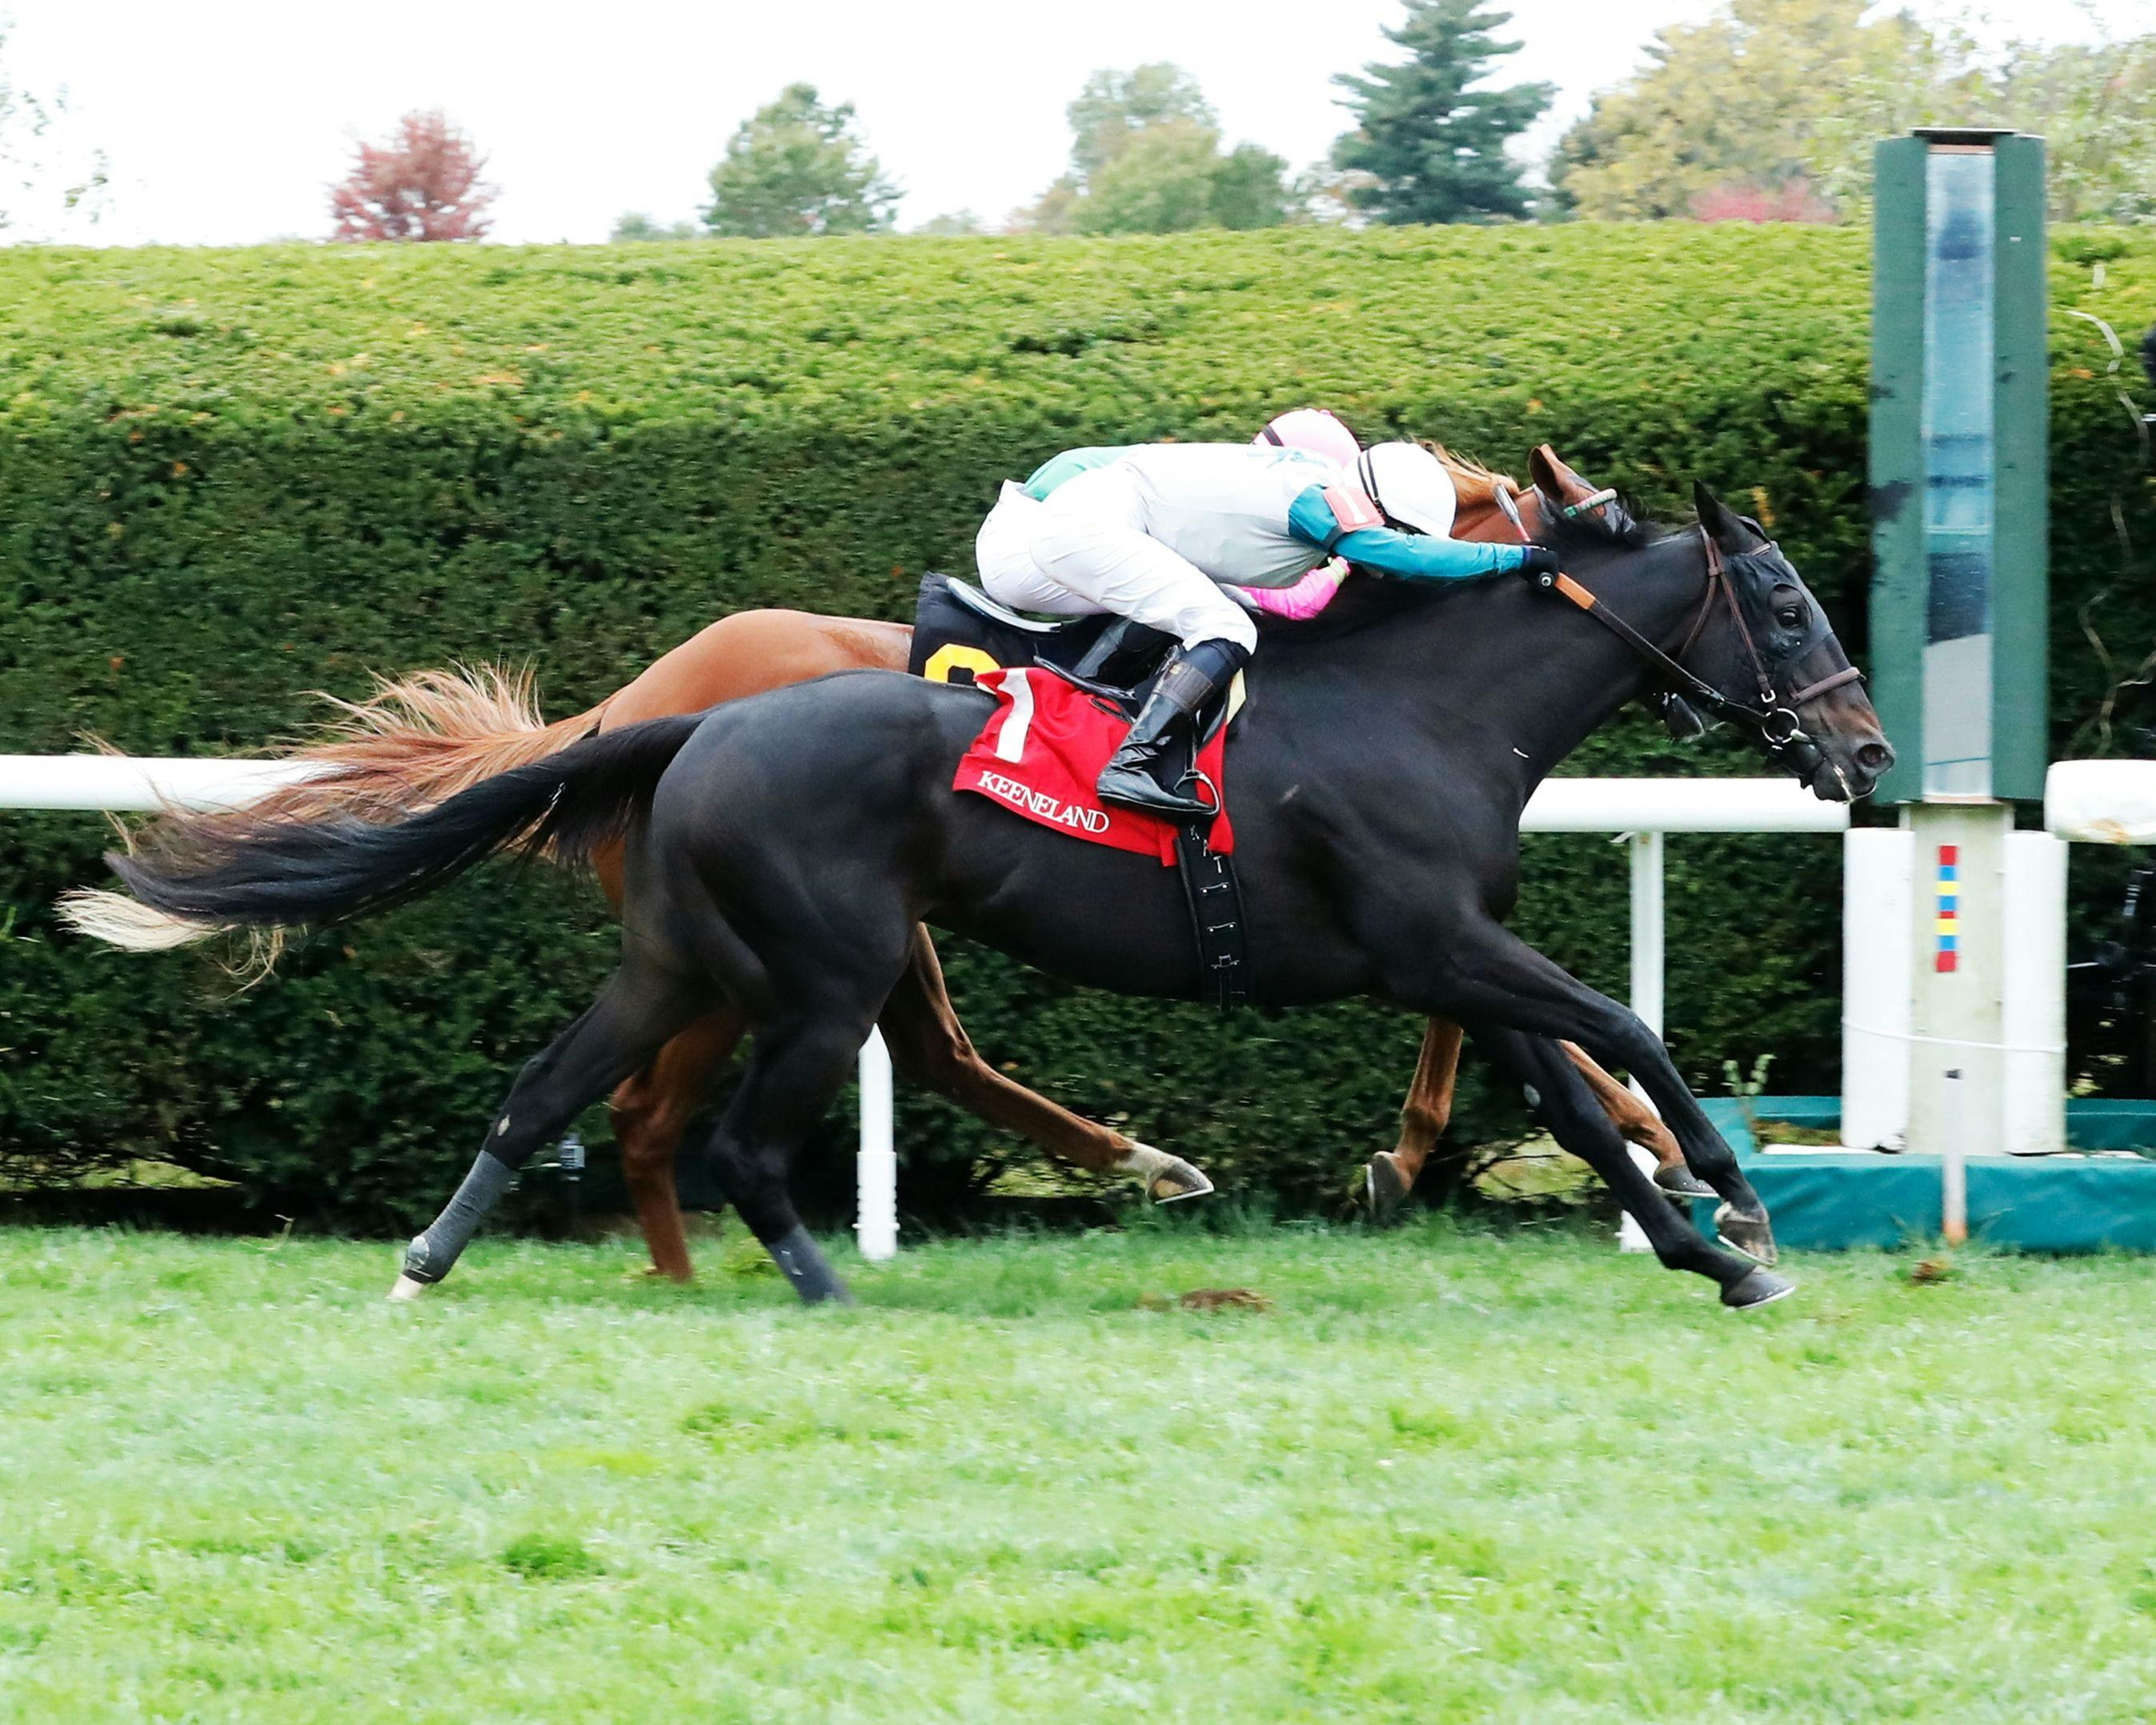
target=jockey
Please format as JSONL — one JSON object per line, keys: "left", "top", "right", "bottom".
{"left": 977, "top": 408, "right": 1361, "bottom": 619}
{"left": 979, "top": 427, "right": 1557, "bottom": 819}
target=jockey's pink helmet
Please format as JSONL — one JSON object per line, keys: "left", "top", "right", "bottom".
{"left": 1253, "top": 408, "right": 1361, "bottom": 469}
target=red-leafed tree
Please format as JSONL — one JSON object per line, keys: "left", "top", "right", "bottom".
{"left": 329, "top": 110, "right": 496, "bottom": 241}
{"left": 1688, "top": 178, "right": 1835, "bottom": 224}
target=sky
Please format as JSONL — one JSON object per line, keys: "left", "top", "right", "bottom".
{"left": 5, "top": 0, "right": 2148, "bottom": 245}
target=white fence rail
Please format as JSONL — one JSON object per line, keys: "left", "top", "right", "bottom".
{"left": 0, "top": 756, "right": 321, "bottom": 813}
{"left": 2, "top": 758, "right": 1853, "bottom": 1260}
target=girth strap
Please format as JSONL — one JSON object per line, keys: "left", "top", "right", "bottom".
{"left": 1175, "top": 824, "right": 1249, "bottom": 1014}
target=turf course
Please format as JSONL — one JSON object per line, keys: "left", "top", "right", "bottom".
{"left": 4, "top": 1220, "right": 2155, "bottom": 1722}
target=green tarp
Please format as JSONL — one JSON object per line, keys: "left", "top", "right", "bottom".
{"left": 1697, "top": 1097, "right": 2156, "bottom": 1254}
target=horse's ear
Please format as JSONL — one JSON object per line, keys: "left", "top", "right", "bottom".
{"left": 1528, "top": 445, "right": 1565, "bottom": 497}
{"left": 1693, "top": 481, "right": 1755, "bottom": 552}
{"left": 1529, "top": 445, "right": 1585, "bottom": 503}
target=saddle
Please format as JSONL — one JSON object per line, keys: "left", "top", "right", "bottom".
{"left": 910, "top": 573, "right": 1252, "bottom": 1012}
{"left": 908, "top": 573, "right": 1240, "bottom": 739}
{"left": 907, "top": 573, "right": 1175, "bottom": 695}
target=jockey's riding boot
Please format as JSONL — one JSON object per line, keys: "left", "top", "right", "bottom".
{"left": 1096, "top": 638, "right": 1248, "bottom": 821}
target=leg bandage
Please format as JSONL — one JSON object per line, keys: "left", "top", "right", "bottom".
{"left": 403, "top": 1151, "right": 516, "bottom": 1284}
{"left": 767, "top": 1223, "right": 855, "bottom": 1306}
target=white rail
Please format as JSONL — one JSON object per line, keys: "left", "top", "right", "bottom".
{"left": 1523, "top": 776, "right": 1849, "bottom": 834}
{"left": 2, "top": 756, "right": 1853, "bottom": 1260}
{"left": 0, "top": 757, "right": 1853, "bottom": 833}
{"left": 0, "top": 756, "right": 323, "bottom": 812}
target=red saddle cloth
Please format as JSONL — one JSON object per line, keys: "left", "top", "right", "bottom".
{"left": 953, "top": 667, "right": 1233, "bottom": 865}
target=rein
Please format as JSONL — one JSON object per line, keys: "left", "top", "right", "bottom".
{"left": 1525, "top": 526, "right": 1861, "bottom": 756}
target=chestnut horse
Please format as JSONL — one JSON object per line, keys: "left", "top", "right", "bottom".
{"left": 75, "top": 445, "right": 1685, "bottom": 1274}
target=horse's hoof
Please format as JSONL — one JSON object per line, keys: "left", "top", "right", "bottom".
{"left": 1117, "top": 1141, "right": 1213, "bottom": 1204}
{"left": 1364, "top": 1152, "right": 1412, "bottom": 1223}
{"left": 1653, "top": 1163, "right": 1717, "bottom": 1200}
{"left": 1714, "top": 1203, "right": 1779, "bottom": 1268}
{"left": 1722, "top": 1266, "right": 1797, "bottom": 1310}
{"left": 387, "top": 1274, "right": 429, "bottom": 1302}
{"left": 769, "top": 1225, "right": 856, "bottom": 1306}
{"left": 1143, "top": 1150, "right": 1214, "bottom": 1205}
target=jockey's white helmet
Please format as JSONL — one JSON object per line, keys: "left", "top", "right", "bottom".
{"left": 1253, "top": 407, "right": 1361, "bottom": 469}
{"left": 1353, "top": 441, "right": 1457, "bottom": 538}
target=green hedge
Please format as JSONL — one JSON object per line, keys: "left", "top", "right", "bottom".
{"left": 2, "top": 227, "right": 2151, "bottom": 1225}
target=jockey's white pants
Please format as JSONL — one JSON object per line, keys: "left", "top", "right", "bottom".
{"left": 975, "top": 475, "right": 1259, "bottom": 655}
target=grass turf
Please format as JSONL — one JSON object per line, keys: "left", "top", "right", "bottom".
{"left": 3, "top": 1218, "right": 2154, "bottom": 1723}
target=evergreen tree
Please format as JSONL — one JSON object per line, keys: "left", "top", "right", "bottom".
{"left": 703, "top": 83, "right": 898, "bottom": 239}
{"left": 1332, "top": 0, "right": 1552, "bottom": 225}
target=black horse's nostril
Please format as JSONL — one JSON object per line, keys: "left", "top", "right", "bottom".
{"left": 1855, "top": 740, "right": 1894, "bottom": 776}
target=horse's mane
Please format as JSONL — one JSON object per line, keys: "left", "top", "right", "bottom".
{"left": 1533, "top": 502, "right": 1658, "bottom": 559}
{"left": 1427, "top": 443, "right": 1515, "bottom": 508}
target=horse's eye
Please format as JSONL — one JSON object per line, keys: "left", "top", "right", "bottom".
{"left": 1777, "top": 608, "right": 1802, "bottom": 629}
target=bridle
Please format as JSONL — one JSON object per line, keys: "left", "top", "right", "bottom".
{"left": 1497, "top": 483, "right": 1862, "bottom": 768}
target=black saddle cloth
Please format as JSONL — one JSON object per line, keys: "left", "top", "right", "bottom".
{"left": 906, "top": 573, "right": 1175, "bottom": 702}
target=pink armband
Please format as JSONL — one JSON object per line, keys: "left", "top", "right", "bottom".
{"left": 1244, "top": 559, "right": 1349, "bottom": 621}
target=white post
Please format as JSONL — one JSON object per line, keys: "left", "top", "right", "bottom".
{"left": 2002, "top": 832, "right": 2068, "bottom": 1156}
{"left": 856, "top": 1029, "right": 898, "bottom": 1262}
{"left": 1841, "top": 827, "right": 1915, "bottom": 1150}
{"left": 1619, "top": 830, "right": 1665, "bottom": 1252}
{"left": 1629, "top": 829, "right": 1665, "bottom": 1038}
{"left": 1942, "top": 1066, "right": 1968, "bottom": 1245}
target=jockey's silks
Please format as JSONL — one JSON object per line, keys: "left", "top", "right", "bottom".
{"left": 1024, "top": 443, "right": 1530, "bottom": 590}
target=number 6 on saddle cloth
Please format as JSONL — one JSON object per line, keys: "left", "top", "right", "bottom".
{"left": 910, "top": 572, "right": 1253, "bottom": 1012}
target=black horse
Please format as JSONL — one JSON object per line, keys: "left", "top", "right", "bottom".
{"left": 99, "top": 484, "right": 1891, "bottom": 1310}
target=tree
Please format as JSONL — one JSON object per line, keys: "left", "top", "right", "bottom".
{"left": 1688, "top": 179, "right": 1835, "bottom": 223}
{"left": 1016, "top": 63, "right": 1291, "bottom": 235}
{"left": 329, "top": 110, "right": 495, "bottom": 241}
{"left": 1209, "top": 143, "right": 1295, "bottom": 230}
{"left": 0, "top": 25, "right": 106, "bottom": 235}
{"left": 916, "top": 210, "right": 986, "bottom": 235}
{"left": 1070, "top": 119, "right": 1221, "bottom": 235}
{"left": 702, "top": 83, "right": 898, "bottom": 238}
{"left": 1548, "top": 0, "right": 1973, "bottom": 222}
{"left": 1990, "top": 35, "right": 2156, "bottom": 225}
{"left": 1332, "top": 0, "right": 1552, "bottom": 225}
{"left": 1549, "top": 0, "right": 2156, "bottom": 224}
{"left": 611, "top": 211, "right": 699, "bottom": 241}
{"left": 1066, "top": 64, "right": 1216, "bottom": 180}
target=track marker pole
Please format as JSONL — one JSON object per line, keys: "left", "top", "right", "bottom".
{"left": 856, "top": 1029, "right": 898, "bottom": 1262}
{"left": 1619, "top": 831, "right": 1665, "bottom": 1253}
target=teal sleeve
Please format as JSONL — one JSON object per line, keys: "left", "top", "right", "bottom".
{"left": 1336, "top": 529, "right": 1525, "bottom": 582}
{"left": 1286, "top": 484, "right": 1348, "bottom": 550}
{"left": 1287, "top": 484, "right": 1526, "bottom": 580}
{"left": 1023, "top": 447, "right": 1126, "bottom": 501}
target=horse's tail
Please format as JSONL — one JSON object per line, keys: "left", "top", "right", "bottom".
{"left": 62, "top": 714, "right": 705, "bottom": 946}
{"left": 61, "top": 666, "right": 607, "bottom": 959}
{"left": 282, "top": 665, "right": 607, "bottom": 820}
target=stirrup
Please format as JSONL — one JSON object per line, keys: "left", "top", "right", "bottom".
{"left": 1097, "top": 758, "right": 1211, "bottom": 820}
